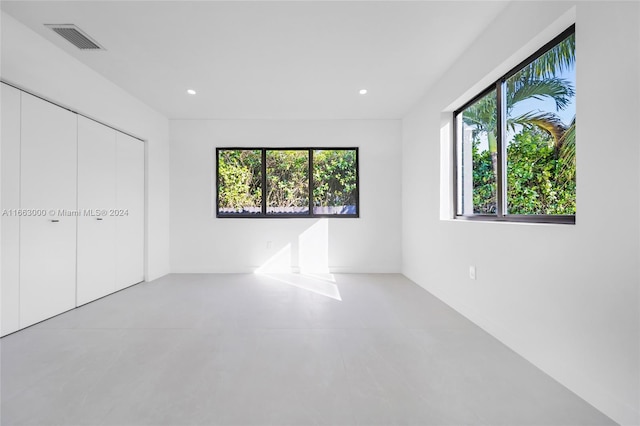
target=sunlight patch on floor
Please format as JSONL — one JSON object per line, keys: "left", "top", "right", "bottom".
{"left": 255, "top": 219, "right": 340, "bottom": 299}
{"left": 258, "top": 272, "right": 342, "bottom": 301}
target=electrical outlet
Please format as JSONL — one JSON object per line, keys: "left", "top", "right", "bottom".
{"left": 469, "top": 266, "right": 476, "bottom": 280}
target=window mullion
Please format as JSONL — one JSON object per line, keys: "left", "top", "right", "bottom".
{"left": 496, "top": 80, "right": 507, "bottom": 218}
{"left": 261, "top": 149, "right": 267, "bottom": 216}
{"left": 309, "top": 149, "right": 314, "bottom": 216}
{"left": 215, "top": 148, "right": 220, "bottom": 216}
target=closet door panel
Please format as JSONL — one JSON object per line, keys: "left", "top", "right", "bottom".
{"left": 116, "top": 133, "right": 144, "bottom": 290}
{"left": 77, "top": 117, "right": 117, "bottom": 305}
{"left": 1, "top": 84, "right": 22, "bottom": 335}
{"left": 20, "top": 217, "right": 77, "bottom": 326}
{"left": 19, "top": 93, "right": 77, "bottom": 328}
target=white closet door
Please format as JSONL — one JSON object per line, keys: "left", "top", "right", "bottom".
{"left": 20, "top": 93, "right": 77, "bottom": 328}
{"left": 77, "top": 117, "right": 117, "bottom": 305}
{"left": 116, "top": 132, "right": 144, "bottom": 290}
{"left": 1, "top": 84, "right": 22, "bottom": 335}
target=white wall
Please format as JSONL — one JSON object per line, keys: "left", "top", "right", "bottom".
{"left": 0, "top": 12, "right": 171, "bottom": 281}
{"left": 170, "top": 119, "right": 401, "bottom": 273}
{"left": 402, "top": 2, "right": 639, "bottom": 425}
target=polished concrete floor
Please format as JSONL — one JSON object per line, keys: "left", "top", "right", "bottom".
{"left": 1, "top": 273, "right": 615, "bottom": 426}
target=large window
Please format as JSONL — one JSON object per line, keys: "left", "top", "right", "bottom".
{"left": 455, "top": 26, "right": 575, "bottom": 224}
{"left": 216, "top": 148, "right": 359, "bottom": 218}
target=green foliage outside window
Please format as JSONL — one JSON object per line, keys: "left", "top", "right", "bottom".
{"left": 217, "top": 150, "right": 261, "bottom": 212}
{"left": 463, "top": 30, "right": 576, "bottom": 217}
{"left": 267, "top": 150, "right": 309, "bottom": 209}
{"left": 313, "top": 150, "right": 357, "bottom": 207}
{"left": 472, "top": 129, "right": 576, "bottom": 215}
{"left": 506, "top": 130, "right": 575, "bottom": 214}
{"left": 217, "top": 148, "right": 358, "bottom": 216}
{"left": 471, "top": 142, "right": 497, "bottom": 214}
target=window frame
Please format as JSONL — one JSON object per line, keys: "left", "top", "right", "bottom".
{"left": 453, "top": 25, "right": 576, "bottom": 225}
{"left": 216, "top": 147, "right": 360, "bottom": 219}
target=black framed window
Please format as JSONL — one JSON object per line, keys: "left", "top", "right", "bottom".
{"left": 216, "top": 148, "right": 359, "bottom": 218}
{"left": 455, "top": 25, "right": 576, "bottom": 224}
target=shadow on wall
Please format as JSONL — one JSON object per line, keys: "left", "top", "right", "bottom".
{"left": 255, "top": 219, "right": 341, "bottom": 300}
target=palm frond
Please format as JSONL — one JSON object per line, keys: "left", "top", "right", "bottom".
{"left": 528, "top": 34, "right": 575, "bottom": 79}
{"left": 559, "top": 117, "right": 576, "bottom": 171}
{"left": 508, "top": 111, "right": 566, "bottom": 146}
{"left": 462, "top": 95, "right": 496, "bottom": 131}
{"left": 508, "top": 77, "right": 575, "bottom": 111}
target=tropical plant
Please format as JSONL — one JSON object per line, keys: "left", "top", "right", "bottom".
{"left": 464, "top": 33, "right": 575, "bottom": 146}
{"left": 463, "top": 32, "right": 576, "bottom": 214}
{"left": 217, "top": 150, "right": 262, "bottom": 211}
{"left": 266, "top": 150, "right": 309, "bottom": 209}
{"left": 313, "top": 150, "right": 357, "bottom": 207}
{"left": 218, "top": 149, "right": 357, "bottom": 214}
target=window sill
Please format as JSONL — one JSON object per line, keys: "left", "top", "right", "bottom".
{"left": 447, "top": 215, "right": 575, "bottom": 226}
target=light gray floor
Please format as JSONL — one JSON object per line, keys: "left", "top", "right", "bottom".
{"left": 1, "top": 273, "right": 615, "bottom": 426}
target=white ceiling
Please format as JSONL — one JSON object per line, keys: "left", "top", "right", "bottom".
{"left": 1, "top": 1, "right": 510, "bottom": 120}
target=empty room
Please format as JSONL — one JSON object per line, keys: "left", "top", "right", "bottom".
{"left": 1, "top": 1, "right": 639, "bottom": 425}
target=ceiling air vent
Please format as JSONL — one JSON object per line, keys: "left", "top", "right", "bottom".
{"left": 45, "top": 24, "right": 104, "bottom": 50}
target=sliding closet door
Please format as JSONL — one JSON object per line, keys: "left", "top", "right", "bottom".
{"left": 77, "top": 117, "right": 117, "bottom": 305}
{"left": 20, "top": 93, "right": 77, "bottom": 328}
{"left": 1, "top": 84, "right": 22, "bottom": 335}
{"left": 116, "top": 132, "right": 144, "bottom": 290}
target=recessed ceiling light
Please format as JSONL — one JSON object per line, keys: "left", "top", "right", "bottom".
{"left": 187, "top": 89, "right": 196, "bottom": 95}
{"left": 359, "top": 89, "right": 368, "bottom": 95}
